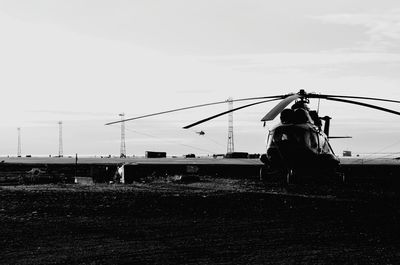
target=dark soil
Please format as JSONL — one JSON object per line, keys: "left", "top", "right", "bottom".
{"left": 1, "top": 177, "right": 400, "bottom": 264}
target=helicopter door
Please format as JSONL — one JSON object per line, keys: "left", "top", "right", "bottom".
{"left": 272, "top": 126, "right": 317, "bottom": 162}
{"left": 317, "top": 132, "right": 334, "bottom": 155}
{"left": 309, "top": 129, "right": 320, "bottom": 153}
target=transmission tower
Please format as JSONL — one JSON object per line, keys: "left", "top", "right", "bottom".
{"left": 119, "top": 113, "right": 126, "bottom": 158}
{"left": 226, "top": 98, "right": 234, "bottom": 153}
{"left": 17, "top": 127, "right": 21, "bottom": 157}
{"left": 58, "top": 121, "right": 63, "bottom": 157}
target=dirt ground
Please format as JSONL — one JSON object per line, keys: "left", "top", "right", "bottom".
{"left": 1, "top": 177, "right": 400, "bottom": 264}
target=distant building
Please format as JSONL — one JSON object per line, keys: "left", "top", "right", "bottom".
{"left": 343, "top": 150, "right": 352, "bottom": 157}
{"left": 225, "top": 152, "right": 249, "bottom": 159}
{"left": 145, "top": 151, "right": 167, "bottom": 158}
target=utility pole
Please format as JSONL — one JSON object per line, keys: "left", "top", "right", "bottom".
{"left": 119, "top": 113, "right": 126, "bottom": 158}
{"left": 58, "top": 121, "right": 63, "bottom": 157}
{"left": 17, "top": 127, "right": 21, "bottom": 157}
{"left": 226, "top": 98, "right": 234, "bottom": 153}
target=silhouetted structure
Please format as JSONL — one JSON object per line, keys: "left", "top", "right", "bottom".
{"left": 119, "top": 113, "right": 126, "bottom": 158}
{"left": 58, "top": 121, "right": 63, "bottom": 157}
{"left": 227, "top": 98, "right": 234, "bottom": 153}
{"left": 17, "top": 127, "right": 21, "bottom": 157}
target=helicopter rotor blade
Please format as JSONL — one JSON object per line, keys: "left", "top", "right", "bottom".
{"left": 310, "top": 94, "right": 400, "bottom": 104}
{"left": 105, "top": 95, "right": 284, "bottom": 125}
{"left": 325, "top": 97, "right": 400, "bottom": 116}
{"left": 260, "top": 93, "right": 301, "bottom": 121}
{"left": 183, "top": 98, "right": 282, "bottom": 129}
{"left": 105, "top": 89, "right": 400, "bottom": 126}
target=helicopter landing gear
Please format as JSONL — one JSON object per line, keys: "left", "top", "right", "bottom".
{"left": 285, "top": 169, "right": 295, "bottom": 185}
{"left": 336, "top": 171, "right": 346, "bottom": 185}
{"left": 259, "top": 166, "right": 267, "bottom": 181}
{"left": 259, "top": 164, "right": 296, "bottom": 185}
{"left": 259, "top": 166, "right": 278, "bottom": 182}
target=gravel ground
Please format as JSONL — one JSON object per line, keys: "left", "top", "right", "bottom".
{"left": 1, "top": 177, "right": 400, "bottom": 264}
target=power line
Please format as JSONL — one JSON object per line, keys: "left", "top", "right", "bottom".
{"left": 111, "top": 124, "right": 219, "bottom": 154}
{"left": 126, "top": 127, "right": 217, "bottom": 154}
{"left": 187, "top": 129, "right": 225, "bottom": 148}
{"left": 361, "top": 138, "right": 400, "bottom": 162}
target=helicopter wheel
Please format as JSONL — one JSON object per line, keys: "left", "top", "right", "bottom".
{"left": 285, "top": 169, "right": 294, "bottom": 185}
{"left": 341, "top": 172, "right": 346, "bottom": 185}
{"left": 259, "top": 166, "right": 267, "bottom": 181}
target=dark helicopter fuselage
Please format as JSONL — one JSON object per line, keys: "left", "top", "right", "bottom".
{"left": 260, "top": 106, "right": 342, "bottom": 184}
{"left": 264, "top": 122, "right": 339, "bottom": 171}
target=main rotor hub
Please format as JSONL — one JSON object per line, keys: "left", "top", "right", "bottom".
{"left": 292, "top": 98, "right": 310, "bottom": 111}
{"left": 298, "top": 89, "right": 307, "bottom": 96}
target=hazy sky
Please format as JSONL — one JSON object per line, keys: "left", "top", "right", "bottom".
{"left": 1, "top": 0, "right": 400, "bottom": 157}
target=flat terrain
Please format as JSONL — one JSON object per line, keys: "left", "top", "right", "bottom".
{"left": 0, "top": 156, "right": 262, "bottom": 165}
{"left": 1, "top": 177, "right": 400, "bottom": 264}
{"left": 2, "top": 155, "right": 399, "bottom": 165}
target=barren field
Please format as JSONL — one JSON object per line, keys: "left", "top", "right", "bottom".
{"left": 1, "top": 177, "right": 400, "bottom": 264}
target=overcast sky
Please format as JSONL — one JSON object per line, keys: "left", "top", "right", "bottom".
{"left": 1, "top": 0, "right": 400, "bottom": 157}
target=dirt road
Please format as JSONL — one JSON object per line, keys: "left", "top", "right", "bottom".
{"left": 1, "top": 178, "right": 400, "bottom": 264}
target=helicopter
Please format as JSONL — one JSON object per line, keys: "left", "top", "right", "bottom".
{"left": 196, "top": 130, "right": 205, "bottom": 136}
{"left": 106, "top": 89, "right": 400, "bottom": 184}
{"left": 259, "top": 98, "right": 343, "bottom": 184}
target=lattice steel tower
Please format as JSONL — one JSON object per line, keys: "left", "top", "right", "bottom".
{"left": 58, "top": 121, "right": 63, "bottom": 157}
{"left": 119, "top": 113, "right": 126, "bottom": 158}
{"left": 17, "top": 127, "right": 21, "bottom": 157}
{"left": 226, "top": 98, "right": 234, "bottom": 153}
